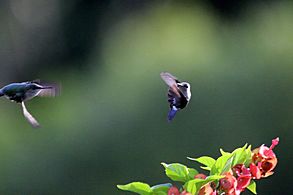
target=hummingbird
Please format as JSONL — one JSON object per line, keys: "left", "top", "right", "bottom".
{"left": 0, "top": 80, "right": 59, "bottom": 128}
{"left": 160, "top": 72, "right": 191, "bottom": 121}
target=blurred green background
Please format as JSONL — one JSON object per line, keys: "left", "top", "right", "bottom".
{"left": 0, "top": 0, "right": 292, "bottom": 194}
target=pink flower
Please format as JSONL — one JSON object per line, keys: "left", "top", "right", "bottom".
{"left": 219, "top": 172, "right": 237, "bottom": 194}
{"left": 252, "top": 137, "right": 279, "bottom": 178}
{"left": 236, "top": 175, "right": 251, "bottom": 192}
{"left": 260, "top": 157, "right": 277, "bottom": 177}
{"left": 249, "top": 163, "right": 261, "bottom": 179}
{"left": 168, "top": 186, "right": 180, "bottom": 195}
{"left": 232, "top": 164, "right": 251, "bottom": 192}
{"left": 194, "top": 173, "right": 207, "bottom": 179}
{"left": 232, "top": 164, "right": 250, "bottom": 177}
{"left": 198, "top": 183, "right": 216, "bottom": 195}
{"left": 180, "top": 190, "right": 192, "bottom": 195}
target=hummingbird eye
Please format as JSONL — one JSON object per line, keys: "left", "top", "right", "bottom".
{"left": 184, "top": 84, "right": 188, "bottom": 88}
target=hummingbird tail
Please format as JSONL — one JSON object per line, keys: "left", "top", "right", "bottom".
{"left": 168, "top": 107, "right": 178, "bottom": 121}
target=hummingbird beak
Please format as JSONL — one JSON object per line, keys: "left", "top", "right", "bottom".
{"left": 35, "top": 85, "right": 53, "bottom": 90}
{"left": 21, "top": 102, "right": 40, "bottom": 128}
{"left": 41, "top": 86, "right": 53, "bottom": 89}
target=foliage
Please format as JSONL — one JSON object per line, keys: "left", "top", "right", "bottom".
{"left": 118, "top": 138, "right": 279, "bottom": 195}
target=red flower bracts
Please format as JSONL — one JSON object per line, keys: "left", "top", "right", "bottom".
{"left": 251, "top": 137, "right": 279, "bottom": 178}
{"left": 118, "top": 138, "right": 279, "bottom": 195}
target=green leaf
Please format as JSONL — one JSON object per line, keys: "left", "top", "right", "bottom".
{"left": 188, "top": 168, "right": 199, "bottom": 179}
{"left": 219, "top": 144, "right": 253, "bottom": 168}
{"left": 220, "top": 148, "right": 231, "bottom": 156}
{"left": 231, "top": 144, "right": 248, "bottom": 166}
{"left": 205, "top": 175, "right": 225, "bottom": 180}
{"left": 184, "top": 175, "right": 224, "bottom": 194}
{"left": 188, "top": 156, "right": 216, "bottom": 171}
{"left": 117, "top": 182, "right": 152, "bottom": 195}
{"left": 247, "top": 180, "right": 257, "bottom": 194}
{"left": 221, "top": 154, "right": 235, "bottom": 174}
{"left": 151, "top": 183, "right": 172, "bottom": 195}
{"left": 161, "top": 163, "right": 197, "bottom": 182}
{"left": 232, "top": 148, "right": 245, "bottom": 165}
{"left": 210, "top": 153, "right": 232, "bottom": 175}
{"left": 244, "top": 145, "right": 252, "bottom": 166}
{"left": 152, "top": 191, "right": 167, "bottom": 195}
{"left": 229, "top": 144, "right": 254, "bottom": 167}
{"left": 184, "top": 178, "right": 205, "bottom": 195}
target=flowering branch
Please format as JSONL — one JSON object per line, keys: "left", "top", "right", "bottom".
{"left": 117, "top": 137, "right": 279, "bottom": 195}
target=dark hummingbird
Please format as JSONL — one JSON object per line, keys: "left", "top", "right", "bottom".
{"left": 160, "top": 72, "right": 191, "bottom": 121}
{"left": 0, "top": 80, "right": 59, "bottom": 128}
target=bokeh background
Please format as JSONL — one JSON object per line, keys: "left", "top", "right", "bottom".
{"left": 0, "top": 0, "right": 292, "bottom": 194}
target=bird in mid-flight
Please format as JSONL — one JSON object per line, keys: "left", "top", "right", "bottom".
{"left": 160, "top": 72, "right": 191, "bottom": 121}
{"left": 0, "top": 80, "right": 59, "bottom": 128}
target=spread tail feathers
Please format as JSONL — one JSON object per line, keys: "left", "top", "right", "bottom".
{"left": 168, "top": 107, "right": 178, "bottom": 121}
{"left": 21, "top": 102, "right": 40, "bottom": 128}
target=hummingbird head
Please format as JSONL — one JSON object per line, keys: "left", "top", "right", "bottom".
{"left": 177, "top": 82, "right": 191, "bottom": 101}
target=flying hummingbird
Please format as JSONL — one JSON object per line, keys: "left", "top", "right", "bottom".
{"left": 160, "top": 72, "right": 191, "bottom": 121}
{"left": 0, "top": 80, "right": 59, "bottom": 128}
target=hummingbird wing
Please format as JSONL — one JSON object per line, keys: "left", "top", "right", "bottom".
{"left": 160, "top": 72, "right": 181, "bottom": 97}
{"left": 37, "top": 88, "right": 56, "bottom": 97}
{"left": 37, "top": 83, "right": 61, "bottom": 97}
{"left": 160, "top": 72, "right": 178, "bottom": 85}
{"left": 21, "top": 102, "right": 40, "bottom": 128}
{"left": 31, "top": 79, "right": 41, "bottom": 84}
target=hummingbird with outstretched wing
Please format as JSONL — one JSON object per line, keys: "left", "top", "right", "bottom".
{"left": 160, "top": 72, "right": 191, "bottom": 121}
{"left": 0, "top": 80, "right": 59, "bottom": 128}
